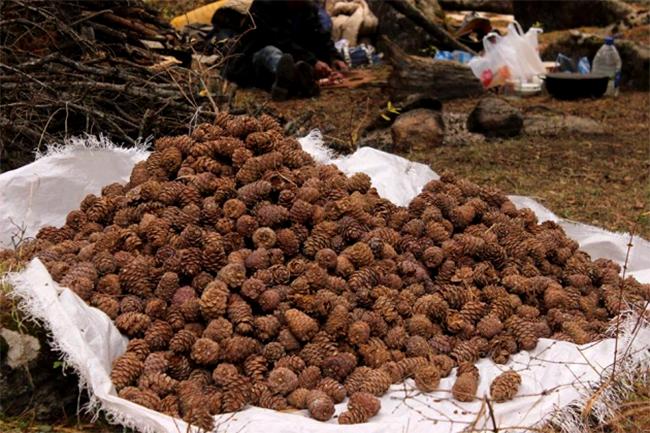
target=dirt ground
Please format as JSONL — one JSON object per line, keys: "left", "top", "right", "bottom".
{"left": 233, "top": 67, "right": 649, "bottom": 240}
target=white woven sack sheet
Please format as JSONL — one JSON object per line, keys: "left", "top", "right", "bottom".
{"left": 3, "top": 134, "right": 649, "bottom": 433}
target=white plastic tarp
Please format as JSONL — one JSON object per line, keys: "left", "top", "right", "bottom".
{"left": 3, "top": 135, "right": 649, "bottom": 433}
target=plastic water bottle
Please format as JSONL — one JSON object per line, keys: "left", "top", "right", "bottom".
{"left": 592, "top": 36, "right": 622, "bottom": 96}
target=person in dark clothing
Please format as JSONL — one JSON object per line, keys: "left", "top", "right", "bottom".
{"left": 212, "top": 0, "right": 347, "bottom": 100}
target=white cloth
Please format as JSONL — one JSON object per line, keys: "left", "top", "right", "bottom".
{"left": 4, "top": 134, "right": 649, "bottom": 433}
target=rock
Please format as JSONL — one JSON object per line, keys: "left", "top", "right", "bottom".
{"left": 524, "top": 114, "right": 606, "bottom": 137}
{"left": 0, "top": 328, "right": 40, "bottom": 368}
{"left": 391, "top": 108, "right": 444, "bottom": 152}
{"left": 443, "top": 112, "right": 486, "bottom": 147}
{"left": 0, "top": 325, "right": 82, "bottom": 420}
{"left": 467, "top": 97, "right": 523, "bottom": 138}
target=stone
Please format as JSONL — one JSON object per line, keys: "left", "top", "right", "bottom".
{"left": 523, "top": 114, "right": 605, "bottom": 137}
{"left": 466, "top": 97, "right": 523, "bottom": 138}
{"left": 391, "top": 108, "right": 444, "bottom": 152}
{"left": 0, "top": 328, "right": 40, "bottom": 368}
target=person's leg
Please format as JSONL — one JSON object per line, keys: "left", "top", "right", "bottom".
{"left": 252, "top": 45, "right": 284, "bottom": 78}
{"left": 252, "top": 45, "right": 296, "bottom": 101}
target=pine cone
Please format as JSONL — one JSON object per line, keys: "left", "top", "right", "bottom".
{"left": 452, "top": 363, "right": 479, "bottom": 402}
{"left": 321, "top": 352, "right": 357, "bottom": 382}
{"left": 284, "top": 309, "right": 319, "bottom": 341}
{"left": 118, "top": 386, "right": 160, "bottom": 411}
{"left": 199, "top": 280, "right": 229, "bottom": 319}
{"left": 190, "top": 338, "right": 221, "bottom": 365}
{"left": 268, "top": 367, "right": 299, "bottom": 395}
{"left": 287, "top": 387, "right": 310, "bottom": 409}
{"left": 169, "top": 329, "right": 197, "bottom": 353}
{"left": 144, "top": 320, "right": 174, "bottom": 351}
{"left": 243, "top": 354, "right": 268, "bottom": 381}
{"left": 413, "top": 365, "right": 440, "bottom": 392}
{"left": 115, "top": 312, "right": 151, "bottom": 337}
{"left": 111, "top": 352, "right": 143, "bottom": 389}
{"left": 306, "top": 390, "right": 335, "bottom": 421}
{"left": 357, "top": 369, "right": 392, "bottom": 396}
{"left": 298, "top": 365, "right": 322, "bottom": 389}
{"left": 490, "top": 370, "right": 521, "bottom": 402}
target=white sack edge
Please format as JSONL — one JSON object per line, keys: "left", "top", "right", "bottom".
{"left": 3, "top": 134, "right": 649, "bottom": 433}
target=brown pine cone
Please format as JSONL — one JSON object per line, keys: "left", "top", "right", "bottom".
{"left": 203, "top": 317, "right": 233, "bottom": 342}
{"left": 243, "top": 354, "right": 268, "bottom": 381}
{"left": 115, "top": 312, "right": 151, "bottom": 337}
{"left": 250, "top": 227, "right": 276, "bottom": 249}
{"left": 221, "top": 373, "right": 252, "bottom": 412}
{"left": 227, "top": 294, "right": 254, "bottom": 334}
{"left": 287, "top": 387, "right": 311, "bottom": 409}
{"left": 477, "top": 314, "right": 503, "bottom": 339}
{"left": 111, "top": 352, "right": 143, "bottom": 389}
{"left": 413, "top": 365, "right": 440, "bottom": 392}
{"left": 321, "top": 352, "right": 357, "bottom": 382}
{"left": 199, "top": 280, "right": 229, "bottom": 319}
{"left": 323, "top": 304, "right": 349, "bottom": 338}
{"left": 316, "top": 377, "right": 346, "bottom": 403}
{"left": 306, "top": 390, "right": 335, "bottom": 421}
{"left": 406, "top": 314, "right": 435, "bottom": 338}
{"left": 504, "top": 315, "right": 539, "bottom": 351}
{"left": 217, "top": 263, "right": 246, "bottom": 288}
{"left": 169, "top": 329, "right": 197, "bottom": 353}
{"left": 119, "top": 258, "right": 152, "bottom": 297}
{"left": 275, "top": 354, "right": 307, "bottom": 373}
{"left": 490, "top": 370, "right": 521, "bottom": 402}
{"left": 155, "top": 272, "right": 179, "bottom": 301}
{"left": 297, "top": 365, "right": 322, "bottom": 389}
{"left": 143, "top": 351, "right": 170, "bottom": 375}
{"left": 221, "top": 335, "right": 260, "bottom": 363}
{"left": 144, "top": 320, "right": 174, "bottom": 351}
{"left": 139, "top": 371, "right": 178, "bottom": 397}
{"left": 347, "top": 320, "right": 371, "bottom": 346}
{"left": 90, "top": 293, "right": 119, "bottom": 319}
{"left": 452, "top": 363, "right": 479, "bottom": 402}
{"left": 357, "top": 369, "right": 392, "bottom": 396}
{"left": 190, "top": 338, "right": 221, "bottom": 365}
{"left": 118, "top": 386, "right": 160, "bottom": 411}
{"left": 348, "top": 391, "right": 380, "bottom": 417}
{"left": 284, "top": 309, "right": 319, "bottom": 341}
{"left": 159, "top": 394, "right": 180, "bottom": 417}
{"left": 267, "top": 366, "right": 299, "bottom": 395}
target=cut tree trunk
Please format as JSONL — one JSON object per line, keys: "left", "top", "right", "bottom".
{"left": 389, "top": 0, "right": 477, "bottom": 54}
{"left": 439, "top": 0, "right": 513, "bottom": 14}
{"left": 513, "top": 0, "right": 634, "bottom": 32}
{"left": 383, "top": 36, "right": 484, "bottom": 100}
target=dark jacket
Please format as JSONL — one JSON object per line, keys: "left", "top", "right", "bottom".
{"left": 217, "top": 0, "right": 341, "bottom": 86}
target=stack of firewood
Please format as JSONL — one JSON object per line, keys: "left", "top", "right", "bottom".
{"left": 0, "top": 0, "right": 222, "bottom": 172}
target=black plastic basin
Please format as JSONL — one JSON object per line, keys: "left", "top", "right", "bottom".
{"left": 545, "top": 72, "right": 609, "bottom": 100}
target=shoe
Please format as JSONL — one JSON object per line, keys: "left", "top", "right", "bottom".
{"left": 271, "top": 54, "right": 296, "bottom": 101}
{"left": 295, "top": 61, "right": 319, "bottom": 97}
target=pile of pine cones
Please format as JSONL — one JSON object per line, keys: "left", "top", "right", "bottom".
{"left": 25, "top": 113, "right": 649, "bottom": 430}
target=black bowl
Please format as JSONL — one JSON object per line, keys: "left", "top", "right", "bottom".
{"left": 545, "top": 72, "right": 609, "bottom": 100}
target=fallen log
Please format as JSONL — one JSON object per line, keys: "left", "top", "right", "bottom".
{"left": 383, "top": 36, "right": 484, "bottom": 101}
{"left": 439, "top": 0, "right": 513, "bottom": 14}
{"left": 388, "top": 0, "right": 477, "bottom": 55}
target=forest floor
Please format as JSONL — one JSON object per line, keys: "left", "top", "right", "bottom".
{"left": 232, "top": 68, "right": 650, "bottom": 240}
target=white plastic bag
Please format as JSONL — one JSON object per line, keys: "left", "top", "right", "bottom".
{"left": 469, "top": 33, "right": 512, "bottom": 88}
{"left": 503, "top": 21, "right": 545, "bottom": 80}
{"left": 469, "top": 22, "right": 545, "bottom": 88}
